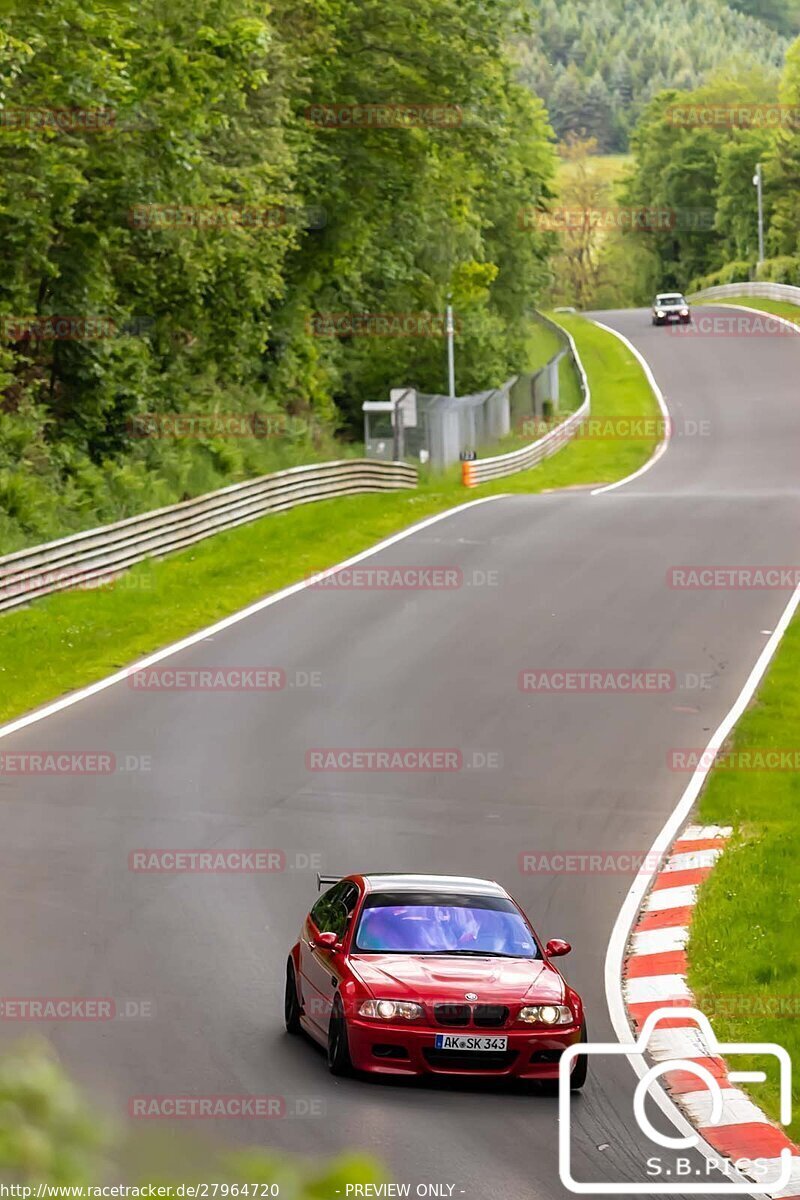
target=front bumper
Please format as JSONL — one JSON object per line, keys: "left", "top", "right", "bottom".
{"left": 346, "top": 1018, "right": 583, "bottom": 1079}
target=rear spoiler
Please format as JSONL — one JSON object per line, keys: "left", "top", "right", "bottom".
{"left": 316, "top": 873, "right": 342, "bottom": 891}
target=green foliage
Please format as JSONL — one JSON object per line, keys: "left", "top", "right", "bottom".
{"left": 727, "top": 0, "right": 800, "bottom": 34}
{"left": 689, "top": 259, "right": 756, "bottom": 289}
{"left": 0, "top": 0, "right": 555, "bottom": 552}
{"left": 620, "top": 75, "right": 781, "bottom": 289}
{"left": 517, "top": 0, "right": 787, "bottom": 151}
{"left": 0, "top": 1042, "right": 385, "bottom": 1194}
{"left": 622, "top": 25, "right": 800, "bottom": 294}
{"left": 756, "top": 253, "right": 800, "bottom": 282}
{"left": 0, "top": 1042, "right": 105, "bottom": 1183}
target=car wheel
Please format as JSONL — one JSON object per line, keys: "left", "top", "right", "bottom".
{"left": 284, "top": 959, "right": 302, "bottom": 1034}
{"left": 570, "top": 1021, "right": 589, "bottom": 1090}
{"left": 327, "top": 994, "right": 353, "bottom": 1076}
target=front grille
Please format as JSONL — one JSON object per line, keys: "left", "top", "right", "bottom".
{"left": 473, "top": 1004, "right": 508, "bottom": 1028}
{"left": 434, "top": 1003, "right": 471, "bottom": 1026}
{"left": 424, "top": 1048, "right": 518, "bottom": 1072}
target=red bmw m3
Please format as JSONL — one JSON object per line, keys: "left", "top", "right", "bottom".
{"left": 284, "top": 873, "right": 587, "bottom": 1085}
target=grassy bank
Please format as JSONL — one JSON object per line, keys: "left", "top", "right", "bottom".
{"left": 0, "top": 313, "right": 660, "bottom": 725}
{"left": 695, "top": 296, "right": 800, "bottom": 325}
{"left": 687, "top": 611, "right": 800, "bottom": 1141}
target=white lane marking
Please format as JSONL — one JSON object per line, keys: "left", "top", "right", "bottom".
{"left": 644, "top": 884, "right": 699, "bottom": 911}
{"left": 630, "top": 926, "right": 689, "bottom": 956}
{"left": 681, "top": 1088, "right": 772, "bottom": 1128}
{"left": 589, "top": 318, "right": 672, "bottom": 495}
{"left": 663, "top": 848, "right": 724, "bottom": 872}
{"left": 606, "top": 556, "right": 800, "bottom": 1190}
{"left": 707, "top": 301, "right": 800, "bottom": 337}
{"left": 0, "top": 495, "right": 508, "bottom": 743}
{"left": 624, "top": 975, "right": 693, "bottom": 1004}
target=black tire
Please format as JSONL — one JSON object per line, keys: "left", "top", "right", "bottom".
{"left": 284, "top": 959, "right": 302, "bottom": 1034}
{"left": 570, "top": 1020, "right": 588, "bottom": 1090}
{"left": 327, "top": 994, "right": 353, "bottom": 1076}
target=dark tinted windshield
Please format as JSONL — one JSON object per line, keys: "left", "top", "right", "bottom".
{"left": 354, "top": 892, "right": 539, "bottom": 957}
{"left": 656, "top": 294, "right": 686, "bottom": 305}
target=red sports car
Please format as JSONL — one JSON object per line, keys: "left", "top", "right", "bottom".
{"left": 284, "top": 872, "right": 587, "bottom": 1085}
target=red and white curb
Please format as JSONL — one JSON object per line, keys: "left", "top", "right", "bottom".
{"left": 624, "top": 824, "right": 800, "bottom": 1199}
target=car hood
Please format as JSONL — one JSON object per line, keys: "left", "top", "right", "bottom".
{"left": 350, "top": 954, "right": 564, "bottom": 1003}
{"left": 656, "top": 302, "right": 686, "bottom": 310}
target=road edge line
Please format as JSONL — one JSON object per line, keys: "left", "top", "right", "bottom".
{"left": 589, "top": 319, "right": 671, "bottom": 496}
{"left": 604, "top": 579, "right": 800, "bottom": 1197}
{"left": 702, "top": 301, "right": 800, "bottom": 336}
{"left": 0, "top": 495, "right": 508, "bottom": 743}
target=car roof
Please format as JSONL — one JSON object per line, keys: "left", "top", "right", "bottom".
{"left": 359, "top": 873, "right": 508, "bottom": 897}
{"left": 656, "top": 292, "right": 685, "bottom": 299}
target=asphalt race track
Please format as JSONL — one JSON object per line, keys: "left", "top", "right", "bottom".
{"left": 2, "top": 307, "right": 799, "bottom": 1198}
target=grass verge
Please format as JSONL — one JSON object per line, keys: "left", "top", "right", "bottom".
{"left": 695, "top": 295, "right": 800, "bottom": 326}
{"left": 687, "top": 612, "right": 800, "bottom": 1141}
{"left": 0, "top": 312, "right": 660, "bottom": 725}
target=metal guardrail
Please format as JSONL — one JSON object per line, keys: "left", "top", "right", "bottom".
{"left": 690, "top": 282, "right": 800, "bottom": 304}
{"left": 462, "top": 317, "right": 590, "bottom": 486}
{"left": 0, "top": 459, "right": 417, "bottom": 614}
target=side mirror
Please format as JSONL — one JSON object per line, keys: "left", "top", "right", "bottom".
{"left": 313, "top": 931, "right": 340, "bottom": 951}
{"left": 545, "top": 938, "right": 571, "bottom": 958}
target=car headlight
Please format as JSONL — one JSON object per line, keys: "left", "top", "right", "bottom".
{"left": 680, "top": 308, "right": 689, "bottom": 316}
{"left": 656, "top": 309, "right": 666, "bottom": 318}
{"left": 358, "top": 999, "right": 424, "bottom": 1020}
{"left": 518, "top": 1004, "right": 574, "bottom": 1025}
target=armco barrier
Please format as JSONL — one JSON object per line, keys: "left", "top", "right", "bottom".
{"left": 462, "top": 318, "right": 590, "bottom": 486}
{"left": 0, "top": 459, "right": 417, "bottom": 614}
{"left": 690, "top": 281, "right": 800, "bottom": 304}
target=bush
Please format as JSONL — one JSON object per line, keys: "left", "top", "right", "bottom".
{"left": 756, "top": 256, "right": 800, "bottom": 285}
{"left": 689, "top": 259, "right": 755, "bottom": 291}
{"left": 0, "top": 1041, "right": 385, "bottom": 1193}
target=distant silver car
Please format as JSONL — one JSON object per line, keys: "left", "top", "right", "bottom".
{"left": 652, "top": 293, "right": 691, "bottom": 326}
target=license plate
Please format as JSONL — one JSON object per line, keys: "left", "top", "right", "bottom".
{"left": 434, "top": 1033, "right": 508, "bottom": 1051}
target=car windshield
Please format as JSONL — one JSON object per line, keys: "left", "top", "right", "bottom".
{"left": 353, "top": 892, "right": 540, "bottom": 958}
{"left": 657, "top": 294, "right": 685, "bottom": 305}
